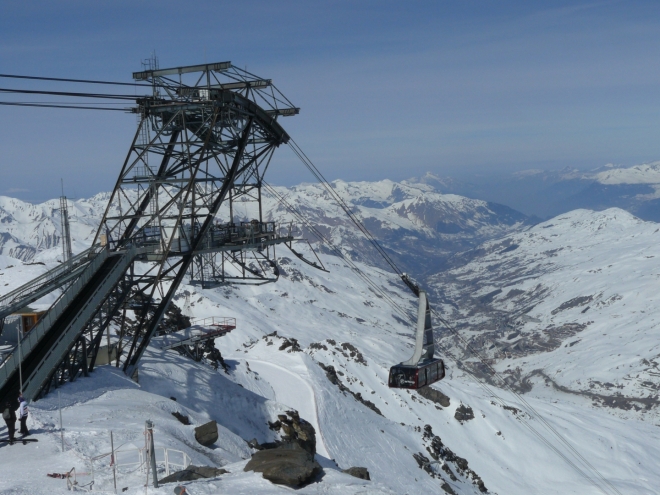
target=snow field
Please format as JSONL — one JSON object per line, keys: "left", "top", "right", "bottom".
{"left": 1, "top": 200, "right": 660, "bottom": 493}
{"left": 436, "top": 208, "right": 660, "bottom": 413}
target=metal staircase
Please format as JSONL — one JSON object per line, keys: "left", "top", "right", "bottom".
{"left": 0, "top": 246, "right": 99, "bottom": 321}
{"left": 0, "top": 246, "right": 137, "bottom": 402}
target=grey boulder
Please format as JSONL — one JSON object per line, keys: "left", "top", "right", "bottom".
{"left": 159, "top": 465, "right": 228, "bottom": 483}
{"left": 194, "top": 420, "right": 218, "bottom": 446}
{"left": 244, "top": 442, "right": 322, "bottom": 487}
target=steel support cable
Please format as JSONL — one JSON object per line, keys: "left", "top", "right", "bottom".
{"left": 0, "top": 102, "right": 128, "bottom": 111}
{"left": 262, "top": 182, "right": 414, "bottom": 323}
{"left": 262, "top": 181, "right": 413, "bottom": 322}
{"left": 286, "top": 141, "right": 623, "bottom": 495}
{"left": 5, "top": 101, "right": 130, "bottom": 105}
{"left": 287, "top": 140, "right": 403, "bottom": 277}
{"left": 289, "top": 143, "right": 402, "bottom": 276}
{"left": 289, "top": 139, "right": 403, "bottom": 276}
{"left": 0, "top": 87, "right": 140, "bottom": 100}
{"left": 0, "top": 73, "right": 155, "bottom": 87}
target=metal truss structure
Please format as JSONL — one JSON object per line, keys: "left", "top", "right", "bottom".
{"left": 0, "top": 61, "right": 304, "bottom": 402}
{"left": 93, "top": 61, "right": 299, "bottom": 378}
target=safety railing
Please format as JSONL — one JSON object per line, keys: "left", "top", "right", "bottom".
{"left": 172, "top": 221, "right": 284, "bottom": 254}
{"left": 0, "top": 247, "right": 109, "bottom": 388}
{"left": 0, "top": 246, "right": 101, "bottom": 320}
{"left": 112, "top": 446, "right": 191, "bottom": 476}
{"left": 161, "top": 317, "right": 236, "bottom": 352}
{"left": 190, "top": 316, "right": 237, "bottom": 329}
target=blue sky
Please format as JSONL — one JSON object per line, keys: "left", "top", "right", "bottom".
{"left": 1, "top": 1, "right": 660, "bottom": 202}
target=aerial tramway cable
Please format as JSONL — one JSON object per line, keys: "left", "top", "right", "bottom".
{"left": 287, "top": 139, "right": 404, "bottom": 278}
{"left": 0, "top": 73, "right": 155, "bottom": 87}
{"left": 0, "top": 87, "right": 140, "bottom": 100}
{"left": 285, "top": 141, "right": 624, "bottom": 495}
{"left": 262, "top": 181, "right": 414, "bottom": 324}
{"left": 0, "top": 102, "right": 129, "bottom": 111}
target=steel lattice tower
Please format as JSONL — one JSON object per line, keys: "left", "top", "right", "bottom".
{"left": 96, "top": 62, "right": 299, "bottom": 377}
{"left": 0, "top": 61, "right": 300, "bottom": 401}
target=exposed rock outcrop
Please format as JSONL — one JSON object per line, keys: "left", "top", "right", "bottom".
{"left": 279, "top": 337, "right": 302, "bottom": 352}
{"left": 253, "top": 410, "right": 317, "bottom": 455}
{"left": 244, "top": 442, "right": 321, "bottom": 487}
{"left": 318, "top": 362, "right": 382, "bottom": 416}
{"left": 159, "top": 465, "right": 228, "bottom": 483}
{"left": 171, "top": 411, "right": 190, "bottom": 425}
{"left": 420, "top": 424, "right": 488, "bottom": 493}
{"left": 418, "top": 385, "right": 451, "bottom": 408}
{"left": 342, "top": 466, "right": 370, "bottom": 480}
{"left": 454, "top": 404, "right": 475, "bottom": 423}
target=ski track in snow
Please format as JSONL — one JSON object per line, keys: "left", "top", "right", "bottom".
{"left": 231, "top": 358, "right": 331, "bottom": 459}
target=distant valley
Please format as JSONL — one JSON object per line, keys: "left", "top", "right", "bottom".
{"left": 415, "top": 161, "right": 660, "bottom": 221}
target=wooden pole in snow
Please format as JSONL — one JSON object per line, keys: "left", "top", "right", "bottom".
{"left": 146, "top": 420, "right": 159, "bottom": 488}
{"left": 58, "top": 390, "right": 64, "bottom": 452}
{"left": 110, "top": 430, "right": 117, "bottom": 494}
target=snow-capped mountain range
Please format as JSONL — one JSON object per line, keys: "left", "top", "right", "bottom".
{"left": 0, "top": 179, "right": 532, "bottom": 280}
{"left": 1, "top": 182, "right": 659, "bottom": 494}
{"left": 432, "top": 207, "right": 660, "bottom": 421}
{"left": 261, "top": 180, "right": 532, "bottom": 276}
{"left": 0, "top": 194, "right": 105, "bottom": 261}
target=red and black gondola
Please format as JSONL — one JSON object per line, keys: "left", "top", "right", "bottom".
{"left": 388, "top": 358, "right": 445, "bottom": 390}
{"left": 388, "top": 285, "right": 446, "bottom": 390}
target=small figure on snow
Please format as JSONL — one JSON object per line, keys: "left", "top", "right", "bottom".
{"left": 173, "top": 486, "right": 187, "bottom": 495}
{"left": 18, "top": 393, "right": 29, "bottom": 437}
{"left": 2, "top": 401, "right": 17, "bottom": 443}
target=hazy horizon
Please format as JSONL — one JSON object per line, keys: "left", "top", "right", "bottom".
{"left": 2, "top": 1, "right": 660, "bottom": 203}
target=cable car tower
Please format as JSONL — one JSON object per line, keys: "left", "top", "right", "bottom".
{"left": 0, "top": 61, "right": 300, "bottom": 402}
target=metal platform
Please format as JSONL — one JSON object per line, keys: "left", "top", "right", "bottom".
{"left": 154, "top": 317, "right": 236, "bottom": 362}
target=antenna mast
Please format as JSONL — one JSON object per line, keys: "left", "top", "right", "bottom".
{"left": 60, "top": 180, "right": 72, "bottom": 262}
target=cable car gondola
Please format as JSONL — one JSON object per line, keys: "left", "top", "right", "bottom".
{"left": 388, "top": 286, "right": 445, "bottom": 390}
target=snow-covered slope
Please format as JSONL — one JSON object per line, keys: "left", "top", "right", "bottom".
{"left": 432, "top": 208, "right": 660, "bottom": 419}
{"left": 1, "top": 193, "right": 658, "bottom": 494}
{"left": 2, "top": 250, "right": 659, "bottom": 494}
